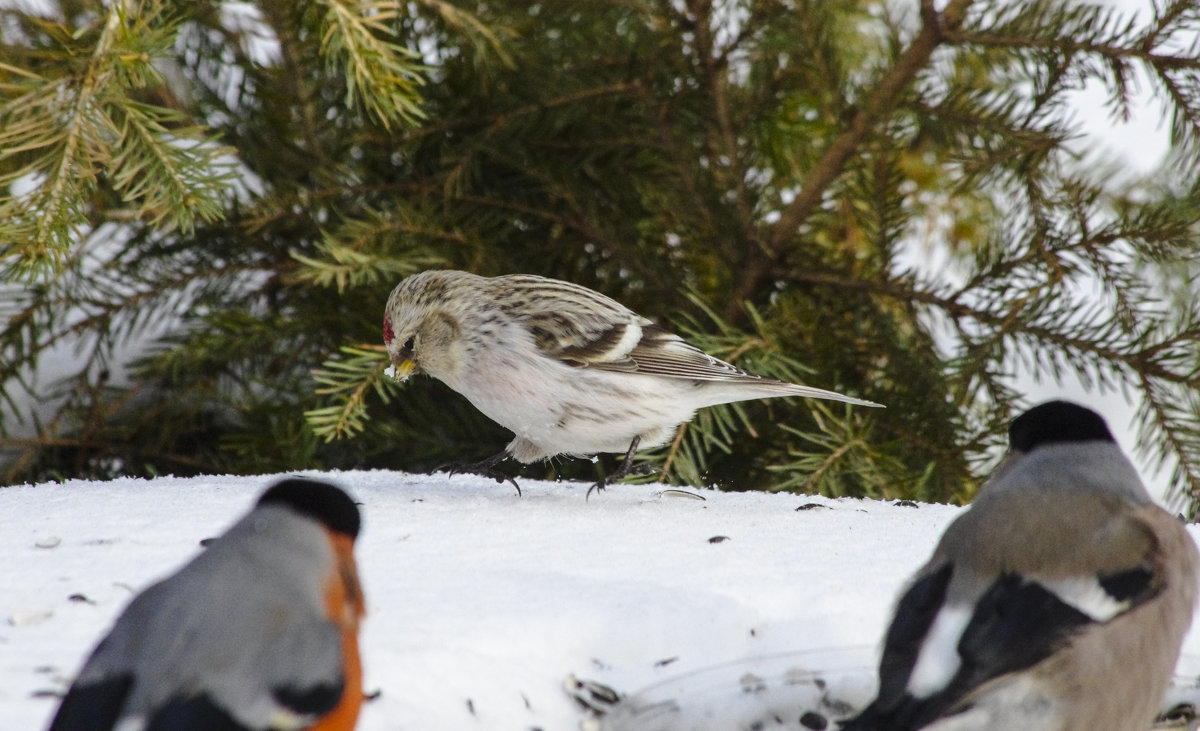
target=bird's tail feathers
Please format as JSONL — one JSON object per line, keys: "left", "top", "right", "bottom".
{"left": 733, "top": 380, "right": 883, "bottom": 408}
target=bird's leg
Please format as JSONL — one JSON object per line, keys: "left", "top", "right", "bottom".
{"left": 611, "top": 436, "right": 658, "bottom": 480}
{"left": 586, "top": 436, "right": 654, "bottom": 499}
{"left": 438, "top": 451, "right": 522, "bottom": 496}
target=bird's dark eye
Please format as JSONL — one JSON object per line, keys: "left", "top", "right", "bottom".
{"left": 403, "top": 336, "right": 415, "bottom": 351}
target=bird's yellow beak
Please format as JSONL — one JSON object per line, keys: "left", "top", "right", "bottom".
{"left": 388, "top": 359, "right": 416, "bottom": 382}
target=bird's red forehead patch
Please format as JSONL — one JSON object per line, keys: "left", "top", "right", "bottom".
{"left": 383, "top": 318, "right": 394, "bottom": 345}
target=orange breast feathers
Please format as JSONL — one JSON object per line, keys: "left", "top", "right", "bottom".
{"left": 312, "top": 529, "right": 366, "bottom": 731}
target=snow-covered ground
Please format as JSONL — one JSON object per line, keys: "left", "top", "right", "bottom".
{"left": 3, "top": 470, "right": 1199, "bottom": 730}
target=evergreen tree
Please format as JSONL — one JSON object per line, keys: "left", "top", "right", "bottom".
{"left": 2, "top": 0, "right": 1198, "bottom": 509}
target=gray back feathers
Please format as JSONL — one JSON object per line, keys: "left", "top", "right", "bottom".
{"left": 71, "top": 504, "right": 345, "bottom": 728}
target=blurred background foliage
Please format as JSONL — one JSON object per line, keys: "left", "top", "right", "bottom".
{"left": 2, "top": 0, "right": 1199, "bottom": 509}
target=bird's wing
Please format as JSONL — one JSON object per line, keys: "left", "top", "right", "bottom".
{"left": 845, "top": 567, "right": 1149, "bottom": 731}
{"left": 900, "top": 573, "right": 1097, "bottom": 729}
{"left": 153, "top": 534, "right": 349, "bottom": 728}
{"left": 497, "top": 277, "right": 888, "bottom": 406}
{"left": 845, "top": 494, "right": 1164, "bottom": 730}
{"left": 143, "top": 694, "right": 256, "bottom": 730}
{"left": 47, "top": 674, "right": 134, "bottom": 731}
{"left": 496, "top": 276, "right": 765, "bottom": 380}
{"left": 55, "top": 525, "right": 348, "bottom": 729}
{"left": 142, "top": 614, "right": 346, "bottom": 730}
{"left": 60, "top": 577, "right": 347, "bottom": 730}
{"left": 47, "top": 575, "right": 178, "bottom": 731}
{"left": 497, "top": 275, "right": 652, "bottom": 368}
{"left": 859, "top": 562, "right": 954, "bottom": 724}
{"left": 617, "top": 327, "right": 764, "bottom": 380}
{"left": 553, "top": 320, "right": 763, "bottom": 383}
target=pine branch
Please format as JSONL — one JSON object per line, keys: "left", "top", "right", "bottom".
{"left": 415, "top": 0, "right": 515, "bottom": 66}
{"left": 941, "top": 1, "right": 1200, "bottom": 154}
{"left": 317, "top": 0, "right": 426, "bottom": 129}
{"left": 768, "top": 402, "right": 920, "bottom": 499}
{"left": 765, "top": 0, "right": 974, "bottom": 247}
{"left": 291, "top": 206, "right": 451, "bottom": 293}
{"left": 307, "top": 344, "right": 399, "bottom": 441}
{"left": 729, "top": 0, "right": 975, "bottom": 318}
{"left": 944, "top": 24, "right": 1200, "bottom": 72}
{"left": 0, "top": 1, "right": 235, "bottom": 279}
{"left": 108, "top": 101, "right": 236, "bottom": 229}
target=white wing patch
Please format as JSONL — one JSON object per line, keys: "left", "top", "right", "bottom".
{"left": 607, "top": 321, "right": 646, "bottom": 363}
{"left": 1036, "top": 575, "right": 1131, "bottom": 622}
{"left": 907, "top": 604, "right": 973, "bottom": 699}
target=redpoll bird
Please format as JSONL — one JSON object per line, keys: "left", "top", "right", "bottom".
{"left": 383, "top": 270, "right": 881, "bottom": 493}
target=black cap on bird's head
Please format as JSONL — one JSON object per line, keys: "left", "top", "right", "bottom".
{"left": 257, "top": 479, "right": 362, "bottom": 539}
{"left": 1008, "top": 400, "right": 1115, "bottom": 454}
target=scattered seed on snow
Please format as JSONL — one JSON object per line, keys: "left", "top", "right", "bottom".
{"left": 659, "top": 489, "right": 706, "bottom": 500}
{"left": 8, "top": 611, "right": 52, "bottom": 627}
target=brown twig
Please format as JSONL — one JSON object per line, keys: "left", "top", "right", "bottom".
{"left": 727, "top": 0, "right": 976, "bottom": 317}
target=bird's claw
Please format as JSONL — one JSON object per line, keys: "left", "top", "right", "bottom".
{"left": 585, "top": 466, "right": 655, "bottom": 501}
{"left": 436, "top": 456, "right": 522, "bottom": 496}
{"left": 585, "top": 480, "right": 607, "bottom": 501}
{"left": 586, "top": 436, "right": 656, "bottom": 501}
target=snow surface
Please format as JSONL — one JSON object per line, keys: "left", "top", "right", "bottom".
{"left": 3, "top": 470, "right": 1199, "bottom": 730}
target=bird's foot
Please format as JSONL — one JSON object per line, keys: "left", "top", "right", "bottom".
{"left": 586, "top": 437, "right": 656, "bottom": 500}
{"left": 585, "top": 479, "right": 608, "bottom": 501}
{"left": 585, "top": 463, "right": 657, "bottom": 500}
{"left": 436, "top": 452, "right": 522, "bottom": 496}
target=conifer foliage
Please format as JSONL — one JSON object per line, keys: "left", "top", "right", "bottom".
{"left": 2, "top": 0, "right": 1199, "bottom": 509}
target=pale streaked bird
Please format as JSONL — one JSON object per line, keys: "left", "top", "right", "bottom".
{"left": 842, "top": 400, "right": 1200, "bottom": 731}
{"left": 382, "top": 269, "right": 880, "bottom": 494}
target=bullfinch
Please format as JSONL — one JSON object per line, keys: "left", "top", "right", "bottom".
{"left": 843, "top": 400, "right": 1200, "bottom": 730}
{"left": 48, "top": 478, "right": 366, "bottom": 731}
